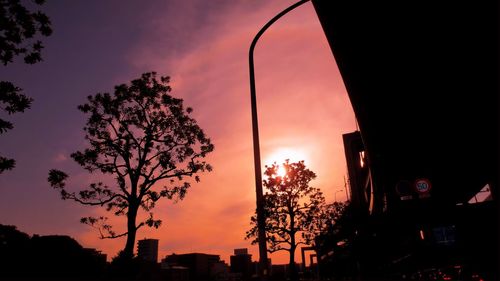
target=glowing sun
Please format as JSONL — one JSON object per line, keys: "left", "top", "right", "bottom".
{"left": 276, "top": 165, "right": 287, "bottom": 177}
{"left": 265, "top": 147, "right": 310, "bottom": 168}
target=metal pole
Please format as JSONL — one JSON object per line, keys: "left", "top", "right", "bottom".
{"left": 249, "top": 1, "right": 310, "bottom": 279}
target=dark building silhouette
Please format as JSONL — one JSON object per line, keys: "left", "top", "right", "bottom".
{"left": 339, "top": 130, "right": 499, "bottom": 280}
{"left": 312, "top": 0, "right": 498, "bottom": 209}
{"left": 161, "top": 265, "right": 190, "bottom": 281}
{"left": 230, "top": 248, "right": 254, "bottom": 280}
{"left": 137, "top": 238, "right": 159, "bottom": 263}
{"left": 83, "top": 247, "right": 108, "bottom": 264}
{"left": 269, "top": 263, "right": 300, "bottom": 281}
{"left": 312, "top": 0, "right": 499, "bottom": 279}
{"left": 270, "top": 264, "right": 288, "bottom": 281}
{"left": 343, "top": 131, "right": 371, "bottom": 216}
{"left": 162, "top": 253, "right": 227, "bottom": 281}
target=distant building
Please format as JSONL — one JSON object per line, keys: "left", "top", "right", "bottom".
{"left": 269, "top": 263, "right": 299, "bottom": 281}
{"left": 270, "top": 264, "right": 288, "bottom": 281}
{"left": 137, "top": 238, "right": 159, "bottom": 263}
{"left": 83, "top": 248, "right": 107, "bottom": 264}
{"left": 230, "top": 248, "right": 254, "bottom": 280}
{"left": 162, "top": 265, "right": 190, "bottom": 281}
{"left": 233, "top": 248, "right": 248, "bottom": 256}
{"left": 162, "top": 252, "right": 227, "bottom": 281}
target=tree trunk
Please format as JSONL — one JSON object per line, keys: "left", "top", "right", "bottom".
{"left": 122, "top": 204, "right": 138, "bottom": 259}
{"left": 289, "top": 244, "right": 298, "bottom": 281}
{"left": 289, "top": 208, "right": 298, "bottom": 281}
{"left": 289, "top": 228, "right": 298, "bottom": 281}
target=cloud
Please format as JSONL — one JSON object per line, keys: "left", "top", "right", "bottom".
{"left": 53, "top": 152, "right": 68, "bottom": 163}
{"left": 106, "top": 0, "right": 355, "bottom": 264}
{"left": 35, "top": 0, "right": 356, "bottom": 265}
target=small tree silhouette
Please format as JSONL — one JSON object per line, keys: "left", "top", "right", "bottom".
{"left": 313, "top": 201, "right": 356, "bottom": 280}
{"left": 246, "top": 160, "right": 326, "bottom": 281}
{"left": 48, "top": 72, "right": 214, "bottom": 259}
{"left": 0, "top": 0, "right": 52, "bottom": 173}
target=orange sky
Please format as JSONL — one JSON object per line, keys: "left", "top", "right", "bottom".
{"left": 0, "top": 1, "right": 355, "bottom": 265}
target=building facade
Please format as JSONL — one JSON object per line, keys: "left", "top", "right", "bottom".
{"left": 312, "top": 0, "right": 499, "bottom": 279}
{"left": 230, "top": 248, "right": 254, "bottom": 280}
{"left": 137, "top": 238, "right": 159, "bottom": 263}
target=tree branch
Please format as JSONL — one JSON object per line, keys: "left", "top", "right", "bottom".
{"left": 296, "top": 241, "right": 310, "bottom": 248}
{"left": 65, "top": 192, "right": 126, "bottom": 206}
{"left": 268, "top": 247, "right": 290, "bottom": 253}
{"left": 120, "top": 122, "right": 142, "bottom": 162}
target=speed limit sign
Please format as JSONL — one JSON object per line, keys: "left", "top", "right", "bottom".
{"left": 414, "top": 178, "right": 432, "bottom": 194}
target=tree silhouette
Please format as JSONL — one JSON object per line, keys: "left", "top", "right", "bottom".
{"left": 0, "top": 0, "right": 52, "bottom": 65}
{"left": 313, "top": 202, "right": 357, "bottom": 280}
{"left": 246, "top": 160, "right": 326, "bottom": 281}
{"left": 312, "top": 201, "right": 348, "bottom": 237}
{"left": 48, "top": 72, "right": 214, "bottom": 259}
{"left": 0, "top": 0, "right": 52, "bottom": 173}
{"left": 0, "top": 81, "right": 32, "bottom": 172}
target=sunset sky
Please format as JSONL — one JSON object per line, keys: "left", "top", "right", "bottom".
{"left": 0, "top": 1, "right": 355, "bottom": 264}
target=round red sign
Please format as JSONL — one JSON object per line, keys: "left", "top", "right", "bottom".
{"left": 414, "top": 178, "right": 432, "bottom": 194}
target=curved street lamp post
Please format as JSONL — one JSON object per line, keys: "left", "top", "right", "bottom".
{"left": 249, "top": 1, "right": 310, "bottom": 279}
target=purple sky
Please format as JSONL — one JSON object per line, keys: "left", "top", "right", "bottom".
{"left": 0, "top": 0, "right": 355, "bottom": 264}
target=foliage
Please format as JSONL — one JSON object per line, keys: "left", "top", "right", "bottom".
{"left": 48, "top": 72, "right": 214, "bottom": 258}
{"left": 0, "top": 81, "right": 32, "bottom": 172}
{"left": 246, "top": 160, "right": 327, "bottom": 280}
{"left": 0, "top": 0, "right": 53, "bottom": 65}
{"left": 312, "top": 201, "right": 348, "bottom": 236}
{"left": 313, "top": 201, "right": 358, "bottom": 280}
{"left": 0, "top": 0, "right": 52, "bottom": 173}
{"left": 313, "top": 201, "right": 352, "bottom": 254}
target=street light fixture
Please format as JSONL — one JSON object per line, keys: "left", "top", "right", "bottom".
{"left": 248, "top": 1, "right": 310, "bottom": 279}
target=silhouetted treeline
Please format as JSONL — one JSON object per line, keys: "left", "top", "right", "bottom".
{"left": 0, "top": 224, "right": 107, "bottom": 280}
{"left": 0, "top": 224, "right": 177, "bottom": 281}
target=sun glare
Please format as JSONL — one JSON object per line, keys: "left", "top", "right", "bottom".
{"left": 276, "top": 165, "right": 287, "bottom": 177}
{"left": 265, "top": 147, "right": 309, "bottom": 167}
